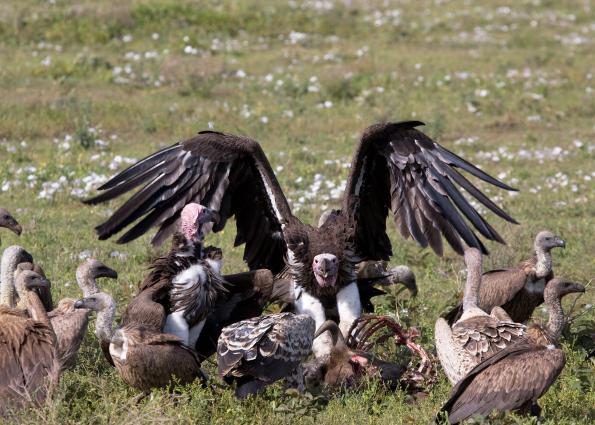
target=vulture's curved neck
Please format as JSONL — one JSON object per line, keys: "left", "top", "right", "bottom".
{"left": 95, "top": 302, "right": 116, "bottom": 344}
{"left": 462, "top": 261, "right": 482, "bottom": 313}
{"left": 23, "top": 290, "right": 50, "bottom": 325}
{"left": 0, "top": 250, "right": 19, "bottom": 307}
{"left": 535, "top": 246, "right": 552, "bottom": 279}
{"left": 544, "top": 293, "right": 564, "bottom": 342}
{"left": 76, "top": 268, "right": 99, "bottom": 298}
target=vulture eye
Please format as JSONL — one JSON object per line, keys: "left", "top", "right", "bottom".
{"left": 314, "top": 259, "right": 319, "bottom": 264}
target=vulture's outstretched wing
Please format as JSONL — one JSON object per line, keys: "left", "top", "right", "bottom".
{"left": 84, "top": 131, "right": 292, "bottom": 272}
{"left": 343, "top": 121, "right": 518, "bottom": 258}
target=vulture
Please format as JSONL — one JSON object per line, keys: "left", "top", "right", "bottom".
{"left": 321, "top": 210, "right": 418, "bottom": 300}
{"left": 217, "top": 312, "right": 315, "bottom": 399}
{"left": 120, "top": 203, "right": 278, "bottom": 360}
{"left": 304, "top": 316, "right": 435, "bottom": 393}
{"left": 122, "top": 203, "right": 224, "bottom": 348}
{"left": 0, "top": 208, "right": 22, "bottom": 244}
{"left": 0, "top": 245, "right": 33, "bottom": 307}
{"left": 74, "top": 290, "right": 207, "bottom": 394}
{"left": 47, "top": 259, "right": 118, "bottom": 370}
{"left": 439, "top": 278, "right": 585, "bottom": 423}
{"left": 434, "top": 248, "right": 525, "bottom": 384}
{"left": 444, "top": 230, "right": 566, "bottom": 324}
{"left": 0, "top": 267, "right": 58, "bottom": 415}
{"left": 84, "top": 121, "right": 517, "bottom": 358}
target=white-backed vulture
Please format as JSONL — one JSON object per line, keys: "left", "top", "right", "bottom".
{"left": 0, "top": 208, "right": 22, "bottom": 245}
{"left": 0, "top": 269, "right": 58, "bottom": 415}
{"left": 217, "top": 312, "right": 315, "bottom": 399}
{"left": 47, "top": 259, "right": 118, "bottom": 370}
{"left": 74, "top": 291, "right": 206, "bottom": 393}
{"left": 435, "top": 248, "right": 525, "bottom": 385}
{"left": 85, "top": 122, "right": 517, "bottom": 358}
{"left": 444, "top": 230, "right": 565, "bottom": 324}
{"left": 439, "top": 278, "right": 585, "bottom": 423}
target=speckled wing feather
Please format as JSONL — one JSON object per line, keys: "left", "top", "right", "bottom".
{"left": 441, "top": 343, "right": 565, "bottom": 424}
{"left": 84, "top": 131, "right": 290, "bottom": 273}
{"left": 217, "top": 313, "right": 315, "bottom": 382}
{"left": 343, "top": 121, "right": 518, "bottom": 259}
{"left": 452, "top": 316, "right": 526, "bottom": 361}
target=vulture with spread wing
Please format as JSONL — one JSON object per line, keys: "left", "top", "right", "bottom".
{"left": 85, "top": 121, "right": 517, "bottom": 357}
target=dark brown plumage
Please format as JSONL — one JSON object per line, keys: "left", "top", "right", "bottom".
{"left": 0, "top": 270, "right": 58, "bottom": 416}
{"left": 444, "top": 230, "right": 565, "bottom": 324}
{"left": 217, "top": 312, "right": 315, "bottom": 399}
{"left": 439, "top": 278, "right": 585, "bottom": 423}
{"left": 195, "top": 268, "right": 275, "bottom": 360}
{"left": 110, "top": 325, "right": 206, "bottom": 393}
{"left": 74, "top": 291, "right": 206, "bottom": 392}
{"left": 84, "top": 122, "right": 517, "bottom": 358}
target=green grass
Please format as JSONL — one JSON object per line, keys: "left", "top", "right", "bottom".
{"left": 0, "top": 0, "right": 593, "bottom": 423}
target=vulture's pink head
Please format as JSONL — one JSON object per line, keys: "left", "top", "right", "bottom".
{"left": 180, "top": 203, "right": 219, "bottom": 243}
{"left": 313, "top": 253, "right": 339, "bottom": 287}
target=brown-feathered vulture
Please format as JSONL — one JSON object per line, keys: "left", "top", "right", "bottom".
{"left": 0, "top": 267, "right": 58, "bottom": 416}
{"left": 438, "top": 278, "right": 585, "bottom": 423}
{"left": 74, "top": 290, "right": 207, "bottom": 394}
{"left": 217, "top": 312, "right": 315, "bottom": 399}
{"left": 444, "top": 230, "right": 565, "bottom": 324}
{"left": 84, "top": 121, "right": 517, "bottom": 358}
{"left": 48, "top": 259, "right": 118, "bottom": 370}
{"left": 435, "top": 248, "right": 526, "bottom": 384}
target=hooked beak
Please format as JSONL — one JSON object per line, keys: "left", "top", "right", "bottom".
{"left": 11, "top": 223, "right": 23, "bottom": 236}
{"left": 556, "top": 238, "right": 566, "bottom": 248}
{"left": 96, "top": 265, "right": 118, "bottom": 280}
{"left": 25, "top": 277, "right": 51, "bottom": 290}
{"left": 74, "top": 299, "right": 86, "bottom": 309}
{"left": 198, "top": 208, "right": 220, "bottom": 224}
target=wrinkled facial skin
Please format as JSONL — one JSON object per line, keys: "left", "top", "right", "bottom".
{"left": 313, "top": 253, "right": 339, "bottom": 287}
{"left": 180, "top": 203, "right": 220, "bottom": 243}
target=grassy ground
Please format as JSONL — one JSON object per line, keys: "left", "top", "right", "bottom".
{"left": 0, "top": 0, "right": 593, "bottom": 423}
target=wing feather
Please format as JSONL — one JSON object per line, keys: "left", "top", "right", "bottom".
{"left": 85, "top": 132, "right": 291, "bottom": 272}
{"left": 343, "top": 121, "right": 516, "bottom": 258}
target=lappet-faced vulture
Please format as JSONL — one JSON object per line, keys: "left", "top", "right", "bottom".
{"left": 444, "top": 230, "right": 565, "bottom": 324}
{"left": 84, "top": 121, "right": 517, "bottom": 357}
{"left": 439, "top": 278, "right": 585, "bottom": 423}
